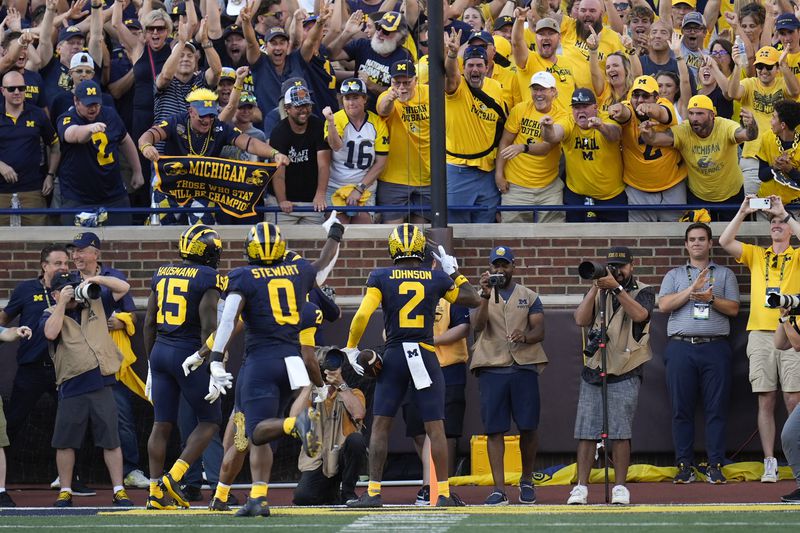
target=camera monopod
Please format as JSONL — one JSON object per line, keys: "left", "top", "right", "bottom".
{"left": 598, "top": 289, "right": 611, "bottom": 504}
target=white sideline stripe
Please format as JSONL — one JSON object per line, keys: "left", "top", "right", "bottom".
{"left": 0, "top": 526, "right": 328, "bottom": 529}
{"left": 344, "top": 513, "right": 466, "bottom": 533}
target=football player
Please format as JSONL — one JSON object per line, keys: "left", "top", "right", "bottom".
{"left": 142, "top": 224, "right": 227, "bottom": 510}
{"left": 344, "top": 224, "right": 481, "bottom": 507}
{"left": 207, "top": 216, "right": 345, "bottom": 517}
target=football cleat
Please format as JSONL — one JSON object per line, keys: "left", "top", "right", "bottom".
{"left": 235, "top": 496, "right": 270, "bottom": 517}
{"left": 292, "top": 407, "right": 321, "bottom": 458}
{"left": 54, "top": 491, "right": 73, "bottom": 507}
{"left": 112, "top": 489, "right": 134, "bottom": 507}
{"left": 146, "top": 493, "right": 177, "bottom": 510}
{"left": 209, "top": 496, "right": 231, "bottom": 512}
{"left": 160, "top": 473, "right": 190, "bottom": 508}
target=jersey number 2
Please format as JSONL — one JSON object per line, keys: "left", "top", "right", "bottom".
{"left": 398, "top": 281, "right": 425, "bottom": 328}
{"left": 155, "top": 278, "right": 189, "bottom": 325}
{"left": 268, "top": 278, "right": 300, "bottom": 325}
{"left": 91, "top": 132, "right": 115, "bottom": 166}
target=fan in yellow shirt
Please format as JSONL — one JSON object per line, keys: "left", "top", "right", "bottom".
{"left": 467, "top": 31, "right": 522, "bottom": 109}
{"left": 542, "top": 87, "right": 626, "bottom": 222}
{"left": 376, "top": 60, "right": 431, "bottom": 225}
{"left": 756, "top": 100, "right": 800, "bottom": 206}
{"left": 496, "top": 71, "right": 569, "bottom": 223}
{"left": 607, "top": 75, "right": 687, "bottom": 222}
{"left": 444, "top": 30, "right": 508, "bottom": 223}
{"left": 640, "top": 94, "right": 757, "bottom": 221}
{"left": 776, "top": 13, "right": 800, "bottom": 85}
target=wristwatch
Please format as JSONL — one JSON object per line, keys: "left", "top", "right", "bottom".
{"left": 612, "top": 285, "right": 623, "bottom": 296}
{"left": 522, "top": 143, "right": 529, "bottom": 153}
{"left": 337, "top": 383, "right": 349, "bottom": 392}
{"left": 355, "top": 183, "right": 366, "bottom": 193}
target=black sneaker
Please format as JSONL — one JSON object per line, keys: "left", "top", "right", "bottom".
{"left": 782, "top": 488, "right": 800, "bottom": 503}
{"left": 235, "top": 496, "right": 270, "bottom": 517}
{"left": 673, "top": 463, "right": 696, "bottom": 484}
{"left": 346, "top": 492, "right": 382, "bottom": 508}
{"left": 484, "top": 490, "right": 508, "bottom": 506}
{"left": 54, "top": 490, "right": 73, "bottom": 507}
{"left": 72, "top": 477, "right": 96, "bottom": 497}
{"left": 0, "top": 491, "right": 16, "bottom": 507}
{"left": 415, "top": 485, "right": 430, "bottom": 506}
{"left": 228, "top": 492, "right": 240, "bottom": 506}
{"left": 706, "top": 464, "right": 727, "bottom": 484}
{"left": 436, "top": 494, "right": 466, "bottom": 507}
{"left": 160, "top": 473, "right": 189, "bottom": 508}
{"left": 340, "top": 492, "right": 357, "bottom": 505}
{"left": 208, "top": 496, "right": 230, "bottom": 511}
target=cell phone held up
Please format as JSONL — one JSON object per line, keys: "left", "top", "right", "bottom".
{"left": 749, "top": 197, "right": 771, "bottom": 210}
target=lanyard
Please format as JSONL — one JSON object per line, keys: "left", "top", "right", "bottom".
{"left": 41, "top": 281, "right": 53, "bottom": 307}
{"left": 686, "top": 264, "right": 714, "bottom": 286}
{"left": 765, "top": 250, "right": 790, "bottom": 286}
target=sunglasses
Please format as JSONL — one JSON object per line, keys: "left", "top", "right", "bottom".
{"left": 268, "top": 11, "right": 284, "bottom": 19}
{"left": 419, "top": 39, "right": 428, "bottom": 47}
{"left": 710, "top": 49, "right": 728, "bottom": 56}
{"left": 756, "top": 63, "right": 776, "bottom": 71}
{"left": 613, "top": 2, "right": 630, "bottom": 9}
{"left": 341, "top": 80, "right": 365, "bottom": 94}
{"left": 146, "top": 26, "right": 167, "bottom": 33}
{"left": 3, "top": 85, "right": 25, "bottom": 93}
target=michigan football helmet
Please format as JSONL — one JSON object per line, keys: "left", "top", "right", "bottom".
{"left": 388, "top": 223, "right": 426, "bottom": 263}
{"left": 246, "top": 222, "right": 286, "bottom": 265}
{"left": 179, "top": 224, "right": 222, "bottom": 268}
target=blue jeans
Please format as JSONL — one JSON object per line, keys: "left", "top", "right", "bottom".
{"left": 178, "top": 396, "right": 223, "bottom": 487}
{"left": 446, "top": 164, "right": 499, "bottom": 223}
{"left": 112, "top": 381, "right": 141, "bottom": 476}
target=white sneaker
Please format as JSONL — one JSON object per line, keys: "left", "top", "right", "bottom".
{"left": 124, "top": 469, "right": 150, "bottom": 489}
{"left": 567, "top": 484, "right": 588, "bottom": 505}
{"left": 762, "top": 457, "right": 779, "bottom": 483}
{"left": 50, "top": 476, "right": 60, "bottom": 490}
{"left": 611, "top": 484, "right": 630, "bottom": 505}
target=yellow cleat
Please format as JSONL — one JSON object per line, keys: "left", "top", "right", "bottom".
{"left": 146, "top": 493, "right": 178, "bottom": 510}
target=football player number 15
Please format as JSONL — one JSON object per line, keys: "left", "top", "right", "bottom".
{"left": 399, "top": 281, "right": 424, "bottom": 328}
{"left": 155, "top": 278, "right": 189, "bottom": 325}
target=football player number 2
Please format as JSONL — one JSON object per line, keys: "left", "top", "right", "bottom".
{"left": 268, "top": 278, "right": 300, "bottom": 325}
{"left": 91, "top": 132, "right": 115, "bottom": 166}
{"left": 155, "top": 278, "right": 189, "bottom": 325}
{"left": 398, "top": 281, "right": 424, "bottom": 328}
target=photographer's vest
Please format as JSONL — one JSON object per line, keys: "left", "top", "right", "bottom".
{"left": 471, "top": 284, "right": 548, "bottom": 371}
{"left": 584, "top": 283, "right": 652, "bottom": 376}
{"left": 48, "top": 298, "right": 123, "bottom": 386}
{"left": 434, "top": 299, "right": 469, "bottom": 367}
{"left": 298, "top": 389, "right": 365, "bottom": 478}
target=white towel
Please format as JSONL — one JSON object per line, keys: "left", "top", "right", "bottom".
{"left": 402, "top": 342, "right": 432, "bottom": 390}
{"left": 285, "top": 356, "right": 311, "bottom": 390}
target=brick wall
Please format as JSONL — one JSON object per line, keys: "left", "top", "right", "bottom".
{"left": 0, "top": 223, "right": 777, "bottom": 303}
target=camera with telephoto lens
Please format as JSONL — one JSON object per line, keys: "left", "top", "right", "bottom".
{"left": 73, "top": 282, "right": 101, "bottom": 303}
{"left": 487, "top": 273, "right": 505, "bottom": 287}
{"left": 321, "top": 348, "right": 345, "bottom": 372}
{"left": 583, "top": 328, "right": 608, "bottom": 357}
{"left": 578, "top": 261, "right": 617, "bottom": 280}
{"left": 766, "top": 293, "right": 800, "bottom": 315}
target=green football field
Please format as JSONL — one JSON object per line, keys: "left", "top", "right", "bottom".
{"left": 2, "top": 504, "right": 800, "bottom": 532}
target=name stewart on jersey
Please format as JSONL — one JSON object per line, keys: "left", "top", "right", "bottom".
{"left": 250, "top": 264, "right": 300, "bottom": 279}
{"left": 389, "top": 269, "right": 433, "bottom": 280}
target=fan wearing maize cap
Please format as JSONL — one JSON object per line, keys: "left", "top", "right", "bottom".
{"left": 322, "top": 77, "right": 388, "bottom": 225}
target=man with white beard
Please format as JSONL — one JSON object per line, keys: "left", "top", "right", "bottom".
{"left": 328, "top": 11, "right": 411, "bottom": 110}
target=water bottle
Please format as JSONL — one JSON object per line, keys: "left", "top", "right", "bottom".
{"left": 10, "top": 193, "right": 21, "bottom": 227}
{"left": 735, "top": 36, "right": 747, "bottom": 67}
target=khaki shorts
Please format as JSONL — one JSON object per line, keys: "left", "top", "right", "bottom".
{"left": 0, "top": 396, "right": 9, "bottom": 447}
{"left": 500, "top": 180, "right": 565, "bottom": 223}
{"left": 747, "top": 330, "right": 800, "bottom": 393}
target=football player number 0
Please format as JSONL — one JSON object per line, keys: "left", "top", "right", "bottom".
{"left": 398, "top": 281, "right": 424, "bottom": 328}
{"left": 155, "top": 278, "right": 189, "bottom": 325}
{"left": 268, "top": 278, "right": 300, "bottom": 325}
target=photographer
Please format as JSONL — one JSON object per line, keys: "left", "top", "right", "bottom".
{"left": 42, "top": 273, "right": 131, "bottom": 508}
{"left": 719, "top": 194, "right": 800, "bottom": 482}
{"left": 570, "top": 247, "right": 655, "bottom": 505}
{"left": 471, "top": 246, "right": 547, "bottom": 506}
{"left": 774, "top": 310, "right": 800, "bottom": 503}
{"left": 292, "top": 347, "right": 367, "bottom": 506}
{"left": 658, "top": 223, "right": 740, "bottom": 484}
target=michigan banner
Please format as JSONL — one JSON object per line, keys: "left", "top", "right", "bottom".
{"left": 154, "top": 155, "right": 277, "bottom": 218}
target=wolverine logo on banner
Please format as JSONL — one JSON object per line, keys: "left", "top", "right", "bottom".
{"left": 154, "top": 155, "right": 278, "bottom": 218}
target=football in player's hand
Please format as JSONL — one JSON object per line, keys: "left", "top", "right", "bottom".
{"left": 357, "top": 349, "right": 383, "bottom": 378}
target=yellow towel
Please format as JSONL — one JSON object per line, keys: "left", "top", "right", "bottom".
{"left": 111, "top": 312, "right": 150, "bottom": 403}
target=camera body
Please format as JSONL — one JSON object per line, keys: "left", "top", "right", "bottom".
{"left": 487, "top": 273, "right": 505, "bottom": 287}
{"left": 583, "top": 327, "right": 607, "bottom": 356}
{"left": 578, "top": 261, "right": 618, "bottom": 280}
{"left": 766, "top": 293, "right": 800, "bottom": 315}
{"left": 321, "top": 348, "right": 345, "bottom": 372}
{"left": 73, "top": 282, "right": 101, "bottom": 303}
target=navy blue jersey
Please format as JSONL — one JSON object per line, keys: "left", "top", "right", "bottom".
{"left": 0, "top": 102, "right": 56, "bottom": 193}
{"left": 150, "top": 263, "right": 224, "bottom": 346}
{"left": 157, "top": 111, "right": 241, "bottom": 157}
{"left": 227, "top": 259, "right": 316, "bottom": 356}
{"left": 57, "top": 106, "right": 128, "bottom": 203}
{"left": 250, "top": 51, "right": 306, "bottom": 117}
{"left": 23, "top": 69, "right": 45, "bottom": 108}
{"left": 343, "top": 39, "right": 410, "bottom": 101}
{"left": 367, "top": 267, "right": 457, "bottom": 346}
{"left": 3, "top": 277, "right": 55, "bottom": 364}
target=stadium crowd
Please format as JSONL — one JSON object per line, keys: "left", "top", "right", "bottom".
{"left": 4, "top": 0, "right": 800, "bottom": 225}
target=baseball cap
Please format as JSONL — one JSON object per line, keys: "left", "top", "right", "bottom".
{"left": 630, "top": 75, "right": 659, "bottom": 94}
{"left": 463, "top": 45, "right": 488, "bottom": 62}
{"left": 226, "top": 0, "right": 247, "bottom": 17}
{"left": 571, "top": 88, "right": 596, "bottom": 106}
{"left": 223, "top": 24, "right": 244, "bottom": 39}
{"left": 377, "top": 11, "right": 405, "bottom": 32}
{"left": 530, "top": 71, "right": 556, "bottom": 88}
{"left": 489, "top": 246, "right": 514, "bottom": 264}
{"left": 493, "top": 35, "right": 511, "bottom": 62}
{"left": 70, "top": 52, "right": 94, "bottom": 71}
{"left": 58, "top": 25, "right": 85, "bottom": 43}
{"left": 390, "top": 59, "right": 416, "bottom": 78}
{"left": 69, "top": 231, "right": 101, "bottom": 249}
{"left": 493, "top": 15, "right": 514, "bottom": 31}
{"left": 186, "top": 88, "right": 220, "bottom": 116}
{"left": 535, "top": 17, "right": 560, "bottom": 33}
{"left": 266, "top": 26, "right": 289, "bottom": 42}
{"left": 281, "top": 77, "right": 308, "bottom": 98}
{"left": 754, "top": 46, "right": 780, "bottom": 66}
{"left": 606, "top": 246, "right": 633, "bottom": 265}
{"left": 672, "top": 0, "right": 696, "bottom": 6}
{"left": 681, "top": 11, "right": 706, "bottom": 28}
{"left": 688, "top": 94, "right": 716, "bottom": 113}
{"left": 124, "top": 18, "right": 142, "bottom": 31}
{"left": 468, "top": 30, "right": 494, "bottom": 45}
{"left": 303, "top": 15, "right": 319, "bottom": 26}
{"left": 50, "top": 272, "right": 80, "bottom": 292}
{"left": 219, "top": 67, "right": 236, "bottom": 82}
{"left": 75, "top": 80, "right": 103, "bottom": 105}
{"left": 284, "top": 84, "right": 313, "bottom": 106}
{"left": 340, "top": 77, "right": 367, "bottom": 95}
{"left": 238, "top": 92, "right": 258, "bottom": 107}
{"left": 776, "top": 13, "right": 800, "bottom": 31}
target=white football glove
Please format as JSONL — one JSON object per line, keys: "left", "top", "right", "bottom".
{"left": 181, "top": 351, "right": 204, "bottom": 376}
{"left": 432, "top": 245, "right": 458, "bottom": 275}
{"left": 344, "top": 347, "right": 364, "bottom": 376}
{"left": 322, "top": 210, "right": 339, "bottom": 233}
{"left": 205, "top": 361, "right": 233, "bottom": 403}
{"left": 145, "top": 364, "right": 153, "bottom": 403}
{"left": 313, "top": 385, "right": 329, "bottom": 404}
